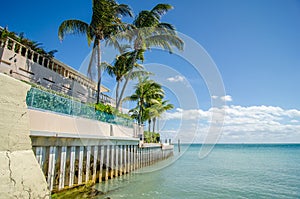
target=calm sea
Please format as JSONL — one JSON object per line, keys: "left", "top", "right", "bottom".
{"left": 95, "top": 144, "right": 300, "bottom": 199}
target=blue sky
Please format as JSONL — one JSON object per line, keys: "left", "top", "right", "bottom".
{"left": 1, "top": 0, "right": 300, "bottom": 143}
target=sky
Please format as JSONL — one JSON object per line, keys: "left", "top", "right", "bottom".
{"left": 1, "top": 0, "right": 300, "bottom": 143}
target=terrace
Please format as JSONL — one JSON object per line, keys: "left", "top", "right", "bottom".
{"left": 0, "top": 32, "right": 114, "bottom": 105}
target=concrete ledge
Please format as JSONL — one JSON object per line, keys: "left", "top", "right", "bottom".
{"left": 30, "top": 132, "right": 139, "bottom": 147}
{"left": 29, "top": 108, "right": 134, "bottom": 138}
{"left": 162, "top": 145, "right": 174, "bottom": 150}
{"left": 142, "top": 143, "right": 162, "bottom": 148}
{"left": 30, "top": 130, "right": 139, "bottom": 141}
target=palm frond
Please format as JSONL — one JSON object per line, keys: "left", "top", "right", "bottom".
{"left": 123, "top": 95, "right": 139, "bottom": 102}
{"left": 105, "top": 35, "right": 132, "bottom": 54}
{"left": 58, "top": 19, "right": 89, "bottom": 41}
{"left": 116, "top": 4, "right": 134, "bottom": 18}
{"left": 145, "top": 34, "right": 184, "bottom": 52}
{"left": 151, "top": 4, "right": 173, "bottom": 19}
{"left": 46, "top": 50, "right": 58, "bottom": 58}
{"left": 157, "top": 23, "right": 175, "bottom": 31}
{"left": 127, "top": 70, "right": 152, "bottom": 80}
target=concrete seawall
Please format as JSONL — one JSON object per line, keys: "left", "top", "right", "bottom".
{"left": 30, "top": 135, "right": 173, "bottom": 192}
{"left": 0, "top": 73, "right": 50, "bottom": 198}
{"left": 0, "top": 73, "right": 174, "bottom": 196}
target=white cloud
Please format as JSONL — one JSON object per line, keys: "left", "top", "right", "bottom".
{"left": 163, "top": 108, "right": 210, "bottom": 121}
{"left": 166, "top": 75, "right": 184, "bottom": 82}
{"left": 161, "top": 105, "right": 300, "bottom": 143}
{"left": 211, "top": 95, "right": 233, "bottom": 102}
{"left": 221, "top": 95, "right": 233, "bottom": 102}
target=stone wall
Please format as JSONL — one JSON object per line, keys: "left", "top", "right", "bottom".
{"left": 0, "top": 73, "right": 50, "bottom": 198}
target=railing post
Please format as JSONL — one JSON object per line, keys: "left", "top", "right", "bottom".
{"left": 69, "top": 146, "right": 76, "bottom": 187}
{"left": 78, "top": 146, "right": 84, "bottom": 184}
{"left": 59, "top": 146, "right": 67, "bottom": 190}
{"left": 115, "top": 145, "right": 119, "bottom": 177}
{"left": 124, "top": 145, "right": 127, "bottom": 173}
{"left": 110, "top": 145, "right": 115, "bottom": 178}
{"left": 47, "top": 146, "right": 56, "bottom": 191}
{"left": 119, "top": 145, "right": 123, "bottom": 176}
{"left": 99, "top": 146, "right": 104, "bottom": 182}
{"left": 28, "top": 50, "right": 33, "bottom": 61}
{"left": 35, "top": 147, "right": 44, "bottom": 168}
{"left": 92, "top": 146, "right": 98, "bottom": 182}
{"left": 36, "top": 54, "right": 40, "bottom": 65}
{"left": 85, "top": 146, "right": 91, "bottom": 183}
{"left": 105, "top": 146, "right": 110, "bottom": 181}
{"left": 40, "top": 56, "right": 44, "bottom": 66}
{"left": 11, "top": 40, "right": 15, "bottom": 52}
{"left": 24, "top": 47, "right": 28, "bottom": 58}
{"left": 3, "top": 38, "right": 8, "bottom": 49}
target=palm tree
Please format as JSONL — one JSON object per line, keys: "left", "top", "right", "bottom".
{"left": 150, "top": 100, "right": 174, "bottom": 133}
{"left": 114, "top": 3, "right": 184, "bottom": 110}
{"left": 124, "top": 77, "right": 164, "bottom": 125}
{"left": 58, "top": 0, "right": 133, "bottom": 104}
{"left": 105, "top": 50, "right": 149, "bottom": 109}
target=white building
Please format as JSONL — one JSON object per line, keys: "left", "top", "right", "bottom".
{"left": 0, "top": 28, "right": 113, "bottom": 105}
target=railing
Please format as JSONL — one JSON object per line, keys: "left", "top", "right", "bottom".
{"left": 0, "top": 36, "right": 98, "bottom": 92}
{"left": 26, "top": 87, "right": 133, "bottom": 128}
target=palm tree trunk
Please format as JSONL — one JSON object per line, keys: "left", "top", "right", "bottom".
{"left": 157, "top": 118, "right": 159, "bottom": 133}
{"left": 116, "top": 80, "right": 120, "bottom": 110}
{"left": 138, "top": 99, "right": 143, "bottom": 125}
{"left": 96, "top": 40, "right": 102, "bottom": 104}
{"left": 148, "top": 119, "right": 151, "bottom": 132}
{"left": 152, "top": 117, "right": 156, "bottom": 133}
{"left": 87, "top": 45, "right": 96, "bottom": 78}
{"left": 116, "top": 50, "right": 138, "bottom": 110}
{"left": 97, "top": 70, "right": 102, "bottom": 104}
{"left": 148, "top": 119, "right": 152, "bottom": 142}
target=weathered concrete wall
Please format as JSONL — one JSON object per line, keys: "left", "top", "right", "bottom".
{"left": 0, "top": 73, "right": 50, "bottom": 198}
{"left": 29, "top": 109, "right": 134, "bottom": 138}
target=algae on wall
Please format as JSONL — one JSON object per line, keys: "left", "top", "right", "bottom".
{"left": 51, "top": 182, "right": 103, "bottom": 199}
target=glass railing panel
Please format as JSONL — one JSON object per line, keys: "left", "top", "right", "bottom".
{"left": 26, "top": 87, "right": 133, "bottom": 128}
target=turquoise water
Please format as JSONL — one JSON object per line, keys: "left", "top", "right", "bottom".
{"left": 95, "top": 144, "right": 300, "bottom": 198}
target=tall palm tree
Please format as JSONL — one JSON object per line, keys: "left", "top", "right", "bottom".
{"left": 124, "top": 77, "right": 164, "bottom": 125}
{"left": 58, "top": 0, "right": 133, "bottom": 104}
{"left": 114, "top": 3, "right": 184, "bottom": 110}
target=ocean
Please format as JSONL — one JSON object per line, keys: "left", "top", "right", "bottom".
{"left": 94, "top": 144, "right": 300, "bottom": 199}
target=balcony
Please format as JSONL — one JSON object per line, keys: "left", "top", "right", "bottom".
{"left": 0, "top": 36, "right": 115, "bottom": 105}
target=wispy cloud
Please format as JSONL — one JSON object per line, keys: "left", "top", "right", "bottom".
{"left": 166, "top": 75, "right": 184, "bottom": 82}
{"left": 211, "top": 95, "right": 233, "bottom": 102}
{"left": 163, "top": 108, "right": 210, "bottom": 120}
{"left": 221, "top": 95, "right": 233, "bottom": 102}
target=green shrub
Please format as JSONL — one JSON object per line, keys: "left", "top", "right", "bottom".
{"left": 144, "top": 131, "right": 160, "bottom": 143}
{"left": 95, "top": 103, "right": 114, "bottom": 114}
